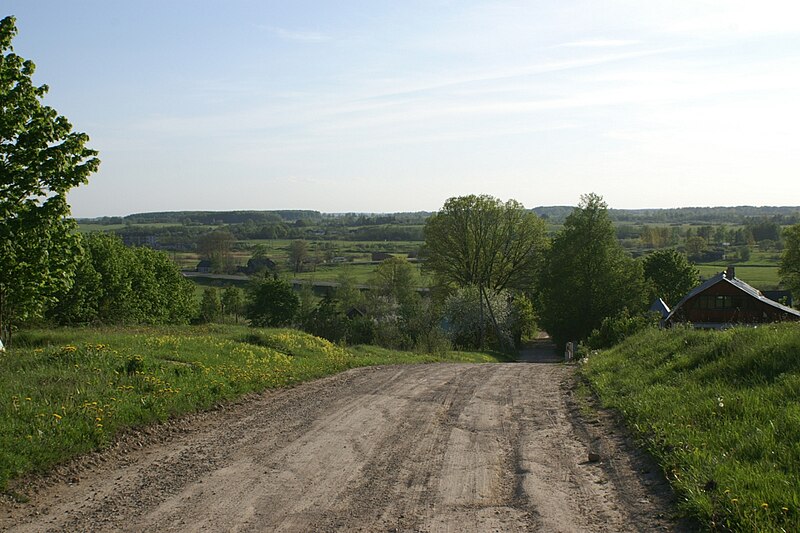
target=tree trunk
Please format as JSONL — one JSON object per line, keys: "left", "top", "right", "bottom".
{"left": 481, "top": 287, "right": 512, "bottom": 353}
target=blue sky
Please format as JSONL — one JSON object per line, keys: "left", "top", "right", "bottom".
{"left": 6, "top": 1, "right": 800, "bottom": 217}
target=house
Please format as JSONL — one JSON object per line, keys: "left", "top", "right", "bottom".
{"left": 371, "top": 252, "right": 393, "bottom": 262}
{"left": 196, "top": 260, "right": 213, "bottom": 273}
{"left": 242, "top": 256, "right": 276, "bottom": 275}
{"left": 664, "top": 266, "right": 800, "bottom": 328}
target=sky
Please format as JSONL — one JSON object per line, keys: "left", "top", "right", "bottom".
{"left": 5, "top": 1, "right": 800, "bottom": 217}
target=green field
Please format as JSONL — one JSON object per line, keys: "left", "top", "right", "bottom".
{"left": 696, "top": 264, "right": 781, "bottom": 290}
{"left": 582, "top": 324, "right": 800, "bottom": 531}
{"left": 0, "top": 325, "right": 509, "bottom": 490}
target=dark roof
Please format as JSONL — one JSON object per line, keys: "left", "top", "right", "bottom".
{"left": 649, "top": 298, "right": 671, "bottom": 319}
{"left": 665, "top": 270, "right": 800, "bottom": 323}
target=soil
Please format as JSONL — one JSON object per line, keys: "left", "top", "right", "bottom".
{"left": 1, "top": 353, "right": 695, "bottom": 532}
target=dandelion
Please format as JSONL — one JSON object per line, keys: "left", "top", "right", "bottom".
{"left": 761, "top": 503, "right": 769, "bottom": 509}
{"left": 52, "top": 413, "right": 62, "bottom": 420}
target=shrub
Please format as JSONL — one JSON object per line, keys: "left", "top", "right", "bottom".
{"left": 586, "top": 308, "right": 659, "bottom": 349}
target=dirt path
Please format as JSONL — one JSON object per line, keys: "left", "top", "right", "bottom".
{"left": 2, "top": 363, "right": 687, "bottom": 532}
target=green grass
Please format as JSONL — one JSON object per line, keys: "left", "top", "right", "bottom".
{"left": 581, "top": 324, "right": 800, "bottom": 531}
{"left": 0, "top": 325, "right": 507, "bottom": 490}
{"left": 696, "top": 264, "right": 781, "bottom": 290}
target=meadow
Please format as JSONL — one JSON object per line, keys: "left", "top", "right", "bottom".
{"left": 0, "top": 325, "right": 509, "bottom": 490}
{"left": 581, "top": 324, "right": 800, "bottom": 531}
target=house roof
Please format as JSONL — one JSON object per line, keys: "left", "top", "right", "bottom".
{"left": 649, "top": 298, "right": 671, "bottom": 318}
{"left": 665, "top": 270, "right": 800, "bottom": 323}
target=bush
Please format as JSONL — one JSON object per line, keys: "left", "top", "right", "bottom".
{"left": 586, "top": 308, "right": 659, "bottom": 349}
{"left": 246, "top": 277, "right": 299, "bottom": 327}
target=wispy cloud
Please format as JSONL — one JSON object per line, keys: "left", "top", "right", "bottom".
{"left": 259, "top": 25, "right": 329, "bottom": 42}
{"left": 552, "top": 39, "right": 641, "bottom": 48}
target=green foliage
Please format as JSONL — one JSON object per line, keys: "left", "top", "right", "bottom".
{"left": 371, "top": 256, "right": 417, "bottom": 308}
{"left": 196, "top": 229, "right": 235, "bottom": 274}
{"left": 442, "top": 286, "right": 515, "bottom": 350}
{"left": 0, "top": 324, "right": 509, "bottom": 489}
{"left": 0, "top": 16, "right": 99, "bottom": 345}
{"left": 221, "top": 286, "right": 244, "bottom": 322}
{"left": 288, "top": 239, "right": 309, "bottom": 273}
{"left": 780, "top": 224, "right": 800, "bottom": 300}
{"left": 582, "top": 324, "right": 800, "bottom": 531}
{"left": 302, "top": 295, "right": 352, "bottom": 344}
{"left": 246, "top": 277, "right": 299, "bottom": 327}
{"left": 199, "top": 288, "right": 221, "bottom": 323}
{"left": 586, "top": 308, "right": 659, "bottom": 349}
{"left": 510, "top": 293, "right": 538, "bottom": 345}
{"left": 423, "top": 194, "right": 548, "bottom": 292}
{"left": 47, "top": 234, "right": 197, "bottom": 326}
{"left": 538, "top": 193, "right": 647, "bottom": 347}
{"left": 641, "top": 248, "right": 700, "bottom": 308}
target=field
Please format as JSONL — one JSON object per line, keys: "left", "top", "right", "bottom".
{"left": 0, "top": 325, "right": 509, "bottom": 490}
{"left": 581, "top": 324, "right": 800, "bottom": 531}
{"left": 696, "top": 264, "right": 781, "bottom": 290}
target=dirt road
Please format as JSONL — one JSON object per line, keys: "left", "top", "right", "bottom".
{"left": 3, "top": 363, "right": 685, "bottom": 532}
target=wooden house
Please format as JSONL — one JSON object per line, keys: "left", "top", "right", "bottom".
{"left": 196, "top": 260, "right": 213, "bottom": 274}
{"left": 664, "top": 267, "right": 800, "bottom": 328}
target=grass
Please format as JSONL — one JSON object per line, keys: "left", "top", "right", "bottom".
{"left": 0, "top": 325, "right": 509, "bottom": 490}
{"left": 581, "top": 324, "right": 800, "bottom": 531}
{"left": 696, "top": 264, "right": 781, "bottom": 290}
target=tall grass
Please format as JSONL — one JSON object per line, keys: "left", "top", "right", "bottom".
{"left": 0, "top": 325, "right": 509, "bottom": 490}
{"left": 582, "top": 324, "right": 800, "bottom": 531}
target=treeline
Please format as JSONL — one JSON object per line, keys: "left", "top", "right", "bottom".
{"left": 535, "top": 205, "right": 800, "bottom": 225}
{"left": 85, "top": 205, "right": 800, "bottom": 229}
{"left": 84, "top": 210, "right": 323, "bottom": 226}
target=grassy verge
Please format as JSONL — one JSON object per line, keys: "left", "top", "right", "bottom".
{"left": 0, "top": 325, "right": 510, "bottom": 490}
{"left": 581, "top": 324, "right": 800, "bottom": 531}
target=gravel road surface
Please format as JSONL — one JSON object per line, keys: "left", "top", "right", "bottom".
{"left": 3, "top": 362, "right": 687, "bottom": 532}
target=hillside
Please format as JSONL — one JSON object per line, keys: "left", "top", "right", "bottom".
{"left": 581, "top": 324, "right": 800, "bottom": 531}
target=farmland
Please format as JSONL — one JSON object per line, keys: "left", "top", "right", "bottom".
{"left": 77, "top": 206, "right": 797, "bottom": 292}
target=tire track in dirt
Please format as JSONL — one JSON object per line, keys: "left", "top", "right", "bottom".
{"left": 2, "top": 363, "right": 688, "bottom": 532}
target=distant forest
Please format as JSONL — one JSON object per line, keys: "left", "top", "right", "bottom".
{"left": 82, "top": 205, "right": 800, "bottom": 228}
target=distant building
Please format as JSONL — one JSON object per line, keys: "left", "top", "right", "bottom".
{"left": 242, "top": 257, "right": 276, "bottom": 275}
{"left": 371, "top": 252, "right": 393, "bottom": 262}
{"left": 665, "top": 266, "right": 800, "bottom": 328}
{"left": 196, "top": 260, "right": 213, "bottom": 273}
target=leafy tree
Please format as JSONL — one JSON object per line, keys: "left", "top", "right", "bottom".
{"left": 685, "top": 236, "right": 707, "bottom": 258}
{"left": 0, "top": 16, "right": 99, "bottom": 346}
{"left": 128, "top": 246, "right": 197, "bottom": 324}
{"left": 47, "top": 233, "right": 197, "bottom": 325}
{"left": 246, "top": 276, "right": 299, "bottom": 327}
{"left": 442, "top": 286, "right": 514, "bottom": 349}
{"left": 332, "top": 270, "right": 364, "bottom": 312}
{"left": 537, "top": 193, "right": 647, "bottom": 348}
{"left": 423, "top": 194, "right": 548, "bottom": 347}
{"left": 288, "top": 239, "right": 309, "bottom": 273}
{"left": 221, "top": 285, "right": 244, "bottom": 323}
{"left": 780, "top": 224, "right": 800, "bottom": 301}
{"left": 197, "top": 229, "right": 235, "bottom": 273}
{"left": 199, "top": 287, "right": 222, "bottom": 323}
{"left": 641, "top": 249, "right": 699, "bottom": 308}
{"left": 423, "top": 194, "right": 548, "bottom": 292}
{"left": 371, "top": 256, "right": 417, "bottom": 309}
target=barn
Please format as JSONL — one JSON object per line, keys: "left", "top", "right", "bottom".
{"left": 664, "top": 266, "right": 800, "bottom": 328}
